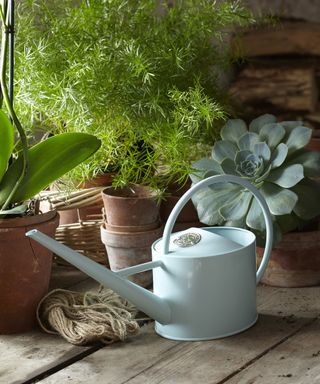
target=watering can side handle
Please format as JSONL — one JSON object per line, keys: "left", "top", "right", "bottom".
{"left": 162, "top": 174, "right": 273, "bottom": 284}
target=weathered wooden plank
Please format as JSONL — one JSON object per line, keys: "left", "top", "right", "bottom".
{"left": 39, "top": 284, "right": 314, "bottom": 384}
{"left": 0, "top": 273, "right": 98, "bottom": 384}
{"left": 40, "top": 322, "right": 179, "bottom": 384}
{"left": 234, "top": 21, "right": 320, "bottom": 57}
{"left": 225, "top": 318, "right": 320, "bottom": 384}
{"left": 0, "top": 333, "right": 99, "bottom": 384}
{"left": 257, "top": 285, "right": 320, "bottom": 319}
{"left": 229, "top": 66, "right": 318, "bottom": 112}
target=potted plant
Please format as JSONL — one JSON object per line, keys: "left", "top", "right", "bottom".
{"left": 14, "top": 0, "right": 256, "bottom": 191}
{"left": 0, "top": 1, "right": 101, "bottom": 334}
{"left": 190, "top": 114, "right": 320, "bottom": 287}
{"left": 13, "top": 0, "right": 256, "bottom": 282}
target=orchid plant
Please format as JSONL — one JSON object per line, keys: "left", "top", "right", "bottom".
{"left": 0, "top": 1, "right": 101, "bottom": 216}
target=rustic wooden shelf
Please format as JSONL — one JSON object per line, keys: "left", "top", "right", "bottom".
{"left": 1, "top": 265, "right": 320, "bottom": 384}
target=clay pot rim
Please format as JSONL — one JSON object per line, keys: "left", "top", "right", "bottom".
{"left": 0, "top": 210, "right": 58, "bottom": 228}
{"left": 102, "top": 185, "right": 157, "bottom": 200}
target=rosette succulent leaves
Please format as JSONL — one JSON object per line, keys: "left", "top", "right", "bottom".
{"left": 190, "top": 114, "right": 320, "bottom": 244}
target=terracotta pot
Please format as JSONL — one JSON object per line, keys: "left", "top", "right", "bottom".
{"left": 101, "top": 224, "right": 163, "bottom": 287}
{"left": 257, "top": 230, "right": 320, "bottom": 287}
{"left": 50, "top": 172, "right": 115, "bottom": 226}
{"left": 81, "top": 172, "right": 115, "bottom": 189}
{"left": 102, "top": 185, "right": 160, "bottom": 227}
{"left": 0, "top": 211, "right": 59, "bottom": 334}
{"left": 160, "top": 180, "right": 201, "bottom": 231}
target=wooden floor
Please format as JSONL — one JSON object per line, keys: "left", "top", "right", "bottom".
{"left": 1, "top": 265, "right": 320, "bottom": 384}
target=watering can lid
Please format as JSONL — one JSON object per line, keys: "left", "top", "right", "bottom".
{"left": 154, "top": 227, "right": 243, "bottom": 257}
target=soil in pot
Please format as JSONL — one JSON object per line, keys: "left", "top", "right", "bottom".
{"left": 102, "top": 185, "right": 160, "bottom": 227}
{"left": 0, "top": 210, "right": 59, "bottom": 334}
{"left": 257, "top": 228, "right": 320, "bottom": 288}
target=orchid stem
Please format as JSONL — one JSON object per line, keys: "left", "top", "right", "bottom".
{"left": 0, "top": 1, "right": 29, "bottom": 211}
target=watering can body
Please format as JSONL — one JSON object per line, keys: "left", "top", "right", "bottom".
{"left": 152, "top": 227, "right": 258, "bottom": 340}
{"left": 26, "top": 174, "right": 273, "bottom": 341}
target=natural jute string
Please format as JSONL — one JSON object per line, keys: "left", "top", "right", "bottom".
{"left": 37, "top": 288, "right": 140, "bottom": 345}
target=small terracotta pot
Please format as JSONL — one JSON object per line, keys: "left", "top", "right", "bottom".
{"left": 101, "top": 224, "right": 163, "bottom": 287}
{"left": 0, "top": 211, "right": 59, "bottom": 334}
{"left": 257, "top": 230, "right": 320, "bottom": 287}
{"left": 102, "top": 185, "right": 160, "bottom": 227}
{"left": 160, "top": 180, "right": 201, "bottom": 231}
{"left": 50, "top": 172, "right": 115, "bottom": 226}
{"left": 81, "top": 172, "right": 115, "bottom": 189}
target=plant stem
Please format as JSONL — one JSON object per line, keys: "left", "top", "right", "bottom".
{"left": 0, "top": 1, "right": 29, "bottom": 211}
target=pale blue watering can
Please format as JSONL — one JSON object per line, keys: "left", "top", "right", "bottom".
{"left": 26, "top": 175, "right": 273, "bottom": 341}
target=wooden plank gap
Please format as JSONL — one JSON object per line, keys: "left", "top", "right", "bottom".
{"left": 120, "top": 342, "right": 185, "bottom": 384}
{"left": 218, "top": 317, "right": 317, "bottom": 384}
{"left": 17, "top": 342, "right": 104, "bottom": 384}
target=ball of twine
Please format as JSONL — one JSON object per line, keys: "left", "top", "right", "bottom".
{"left": 37, "top": 288, "right": 140, "bottom": 345}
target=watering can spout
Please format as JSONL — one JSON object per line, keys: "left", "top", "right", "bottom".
{"left": 26, "top": 229, "right": 171, "bottom": 325}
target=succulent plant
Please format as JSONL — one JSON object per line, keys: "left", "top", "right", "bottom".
{"left": 190, "top": 114, "right": 320, "bottom": 244}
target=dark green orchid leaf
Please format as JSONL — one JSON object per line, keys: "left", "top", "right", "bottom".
{"left": 248, "top": 114, "right": 277, "bottom": 134}
{"left": 0, "top": 204, "right": 28, "bottom": 216}
{"left": 212, "top": 140, "right": 237, "bottom": 163}
{"left": 220, "top": 119, "right": 247, "bottom": 145}
{"left": 285, "top": 126, "right": 312, "bottom": 155}
{"left": 0, "top": 133, "right": 101, "bottom": 205}
{"left": 287, "top": 150, "right": 320, "bottom": 177}
{"left": 253, "top": 142, "right": 271, "bottom": 162}
{"left": 270, "top": 143, "right": 288, "bottom": 169}
{"left": 219, "top": 191, "right": 252, "bottom": 221}
{"left": 0, "top": 110, "right": 14, "bottom": 184}
{"left": 268, "top": 164, "right": 304, "bottom": 188}
{"left": 258, "top": 123, "right": 285, "bottom": 150}
{"left": 261, "top": 182, "right": 298, "bottom": 216}
{"left": 292, "top": 179, "right": 320, "bottom": 220}
{"left": 238, "top": 132, "right": 260, "bottom": 151}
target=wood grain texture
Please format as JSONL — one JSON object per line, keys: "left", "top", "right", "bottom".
{"left": 0, "top": 268, "right": 95, "bottom": 384}
{"left": 235, "top": 21, "right": 320, "bottom": 57}
{"left": 2, "top": 275, "right": 320, "bottom": 384}
{"left": 246, "top": 0, "right": 320, "bottom": 23}
{"left": 41, "top": 323, "right": 178, "bottom": 384}
{"left": 39, "top": 285, "right": 314, "bottom": 384}
{"left": 230, "top": 67, "right": 318, "bottom": 112}
{"left": 225, "top": 319, "right": 320, "bottom": 384}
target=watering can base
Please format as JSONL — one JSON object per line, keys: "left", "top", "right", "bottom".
{"left": 154, "top": 314, "right": 258, "bottom": 341}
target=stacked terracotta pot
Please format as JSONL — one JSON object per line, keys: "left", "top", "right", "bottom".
{"left": 101, "top": 185, "right": 163, "bottom": 287}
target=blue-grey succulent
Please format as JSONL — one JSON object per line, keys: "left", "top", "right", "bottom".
{"left": 190, "top": 114, "right": 320, "bottom": 244}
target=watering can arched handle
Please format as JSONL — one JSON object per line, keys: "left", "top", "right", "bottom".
{"left": 162, "top": 174, "right": 273, "bottom": 284}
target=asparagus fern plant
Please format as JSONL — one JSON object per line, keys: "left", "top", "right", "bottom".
{"left": 190, "top": 114, "right": 320, "bottom": 244}
{"left": 14, "top": 0, "right": 256, "bottom": 190}
{"left": 0, "top": 0, "right": 101, "bottom": 216}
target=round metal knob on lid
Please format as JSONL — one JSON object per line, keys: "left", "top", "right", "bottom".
{"left": 173, "top": 232, "right": 201, "bottom": 247}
